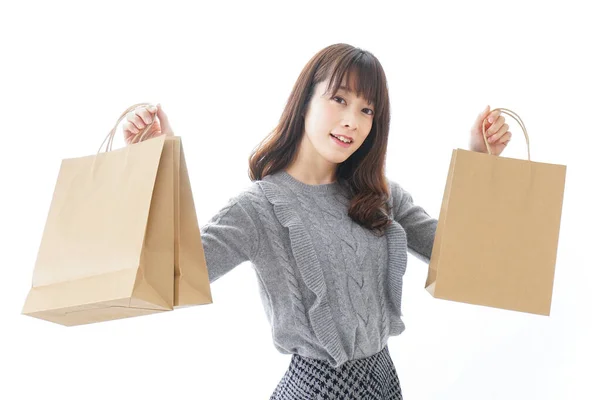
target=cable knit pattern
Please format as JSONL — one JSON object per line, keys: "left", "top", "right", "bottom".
{"left": 295, "top": 192, "right": 353, "bottom": 336}
{"left": 257, "top": 180, "right": 346, "bottom": 367}
{"left": 312, "top": 193, "right": 372, "bottom": 359}
{"left": 334, "top": 194, "right": 373, "bottom": 358}
{"left": 199, "top": 170, "right": 438, "bottom": 368}
{"left": 249, "top": 186, "right": 317, "bottom": 353}
{"left": 203, "top": 198, "right": 236, "bottom": 232}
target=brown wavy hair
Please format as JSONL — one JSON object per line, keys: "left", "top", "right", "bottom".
{"left": 248, "top": 43, "right": 392, "bottom": 236}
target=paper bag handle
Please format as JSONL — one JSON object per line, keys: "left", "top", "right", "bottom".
{"left": 97, "top": 103, "right": 158, "bottom": 154}
{"left": 482, "top": 108, "right": 531, "bottom": 161}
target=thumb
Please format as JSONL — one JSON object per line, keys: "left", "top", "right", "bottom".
{"left": 155, "top": 103, "right": 174, "bottom": 136}
{"left": 480, "top": 104, "right": 490, "bottom": 119}
{"left": 475, "top": 105, "right": 491, "bottom": 128}
{"left": 472, "top": 105, "right": 490, "bottom": 133}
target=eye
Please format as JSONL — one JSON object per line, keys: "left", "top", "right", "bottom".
{"left": 332, "top": 96, "right": 346, "bottom": 104}
{"left": 333, "top": 95, "right": 374, "bottom": 116}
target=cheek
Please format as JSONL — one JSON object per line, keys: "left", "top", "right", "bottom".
{"left": 307, "top": 103, "right": 337, "bottom": 133}
{"left": 314, "top": 104, "right": 336, "bottom": 126}
{"left": 359, "top": 120, "right": 373, "bottom": 138}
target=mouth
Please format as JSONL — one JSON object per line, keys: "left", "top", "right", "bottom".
{"left": 330, "top": 133, "right": 353, "bottom": 147}
{"left": 330, "top": 133, "right": 353, "bottom": 144}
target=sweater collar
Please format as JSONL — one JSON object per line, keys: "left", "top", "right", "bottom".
{"left": 267, "top": 170, "right": 346, "bottom": 196}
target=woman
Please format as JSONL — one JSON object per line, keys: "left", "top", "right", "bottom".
{"left": 123, "top": 43, "right": 511, "bottom": 399}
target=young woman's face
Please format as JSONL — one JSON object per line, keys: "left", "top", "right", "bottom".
{"left": 302, "top": 75, "right": 375, "bottom": 164}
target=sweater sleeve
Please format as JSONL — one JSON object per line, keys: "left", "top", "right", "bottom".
{"left": 389, "top": 179, "right": 438, "bottom": 264}
{"left": 200, "top": 195, "right": 259, "bottom": 284}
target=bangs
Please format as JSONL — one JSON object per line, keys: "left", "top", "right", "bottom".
{"left": 324, "top": 51, "right": 382, "bottom": 108}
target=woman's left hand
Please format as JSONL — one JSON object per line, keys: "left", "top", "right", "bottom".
{"left": 469, "top": 105, "right": 512, "bottom": 155}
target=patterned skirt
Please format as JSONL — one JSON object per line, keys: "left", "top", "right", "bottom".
{"left": 269, "top": 345, "right": 403, "bottom": 400}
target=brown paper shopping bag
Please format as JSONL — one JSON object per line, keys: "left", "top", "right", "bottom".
{"left": 105, "top": 105, "right": 212, "bottom": 308}
{"left": 127, "top": 105, "right": 212, "bottom": 308}
{"left": 22, "top": 103, "right": 211, "bottom": 326}
{"left": 123, "top": 107, "right": 212, "bottom": 308}
{"left": 425, "top": 108, "right": 566, "bottom": 316}
{"left": 171, "top": 135, "right": 212, "bottom": 308}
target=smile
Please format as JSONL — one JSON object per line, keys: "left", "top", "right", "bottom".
{"left": 330, "top": 133, "right": 353, "bottom": 148}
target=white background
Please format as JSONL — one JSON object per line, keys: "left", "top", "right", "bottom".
{"left": 1, "top": 1, "right": 597, "bottom": 399}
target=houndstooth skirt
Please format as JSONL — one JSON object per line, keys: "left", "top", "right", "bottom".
{"left": 269, "top": 345, "right": 403, "bottom": 400}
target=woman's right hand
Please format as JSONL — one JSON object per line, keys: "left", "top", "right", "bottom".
{"left": 123, "top": 103, "right": 174, "bottom": 145}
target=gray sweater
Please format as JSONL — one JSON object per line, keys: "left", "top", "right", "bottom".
{"left": 200, "top": 170, "right": 438, "bottom": 368}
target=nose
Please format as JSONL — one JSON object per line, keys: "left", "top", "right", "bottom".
{"left": 342, "top": 109, "right": 359, "bottom": 130}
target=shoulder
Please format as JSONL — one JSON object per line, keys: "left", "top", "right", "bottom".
{"left": 226, "top": 181, "right": 263, "bottom": 206}
{"left": 231, "top": 180, "right": 274, "bottom": 213}
{"left": 221, "top": 173, "right": 293, "bottom": 210}
{"left": 385, "top": 176, "right": 400, "bottom": 199}
{"left": 385, "top": 176, "right": 410, "bottom": 210}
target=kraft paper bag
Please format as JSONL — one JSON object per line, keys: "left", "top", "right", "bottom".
{"left": 22, "top": 103, "right": 211, "bottom": 326}
{"left": 425, "top": 108, "right": 566, "bottom": 316}
{"left": 124, "top": 109, "right": 211, "bottom": 308}
{"left": 107, "top": 107, "right": 212, "bottom": 308}
{"left": 171, "top": 135, "right": 212, "bottom": 308}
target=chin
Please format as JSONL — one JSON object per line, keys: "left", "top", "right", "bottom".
{"left": 327, "top": 152, "right": 352, "bottom": 164}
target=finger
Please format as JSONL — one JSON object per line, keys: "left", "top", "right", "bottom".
{"left": 474, "top": 105, "right": 490, "bottom": 129}
{"left": 145, "top": 119, "right": 162, "bottom": 139}
{"left": 493, "top": 136, "right": 510, "bottom": 155}
{"left": 126, "top": 111, "right": 146, "bottom": 130}
{"left": 481, "top": 109, "right": 500, "bottom": 132}
{"left": 156, "top": 104, "right": 174, "bottom": 136}
{"left": 151, "top": 118, "right": 161, "bottom": 133}
{"left": 124, "top": 129, "right": 137, "bottom": 144}
{"left": 486, "top": 109, "right": 502, "bottom": 123}
{"left": 478, "top": 105, "right": 490, "bottom": 121}
{"left": 488, "top": 123, "right": 508, "bottom": 141}
{"left": 487, "top": 115, "right": 505, "bottom": 136}
{"left": 156, "top": 104, "right": 169, "bottom": 126}
{"left": 490, "top": 126, "right": 510, "bottom": 143}
{"left": 136, "top": 107, "right": 155, "bottom": 125}
{"left": 484, "top": 109, "right": 502, "bottom": 126}
{"left": 123, "top": 121, "right": 140, "bottom": 134}
{"left": 497, "top": 131, "right": 512, "bottom": 144}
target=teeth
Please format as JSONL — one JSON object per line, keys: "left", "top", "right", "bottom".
{"left": 332, "top": 134, "right": 352, "bottom": 143}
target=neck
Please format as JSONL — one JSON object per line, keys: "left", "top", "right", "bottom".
{"left": 284, "top": 134, "right": 338, "bottom": 185}
{"left": 284, "top": 164, "right": 337, "bottom": 185}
